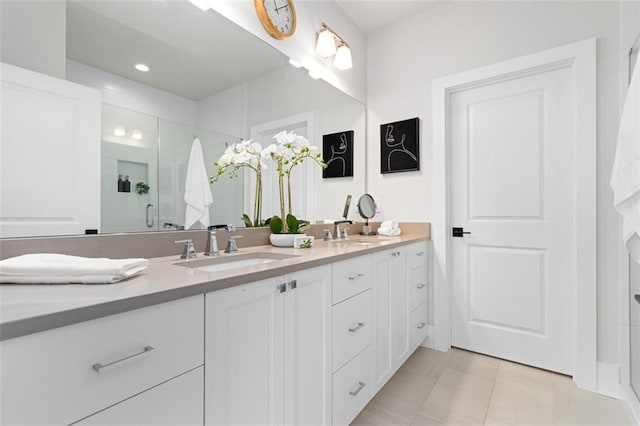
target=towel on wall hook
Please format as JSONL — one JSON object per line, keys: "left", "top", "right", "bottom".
{"left": 610, "top": 52, "right": 640, "bottom": 262}
{"left": 184, "top": 138, "right": 213, "bottom": 230}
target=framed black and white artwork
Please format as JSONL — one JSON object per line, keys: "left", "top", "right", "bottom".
{"left": 323, "top": 130, "right": 354, "bottom": 178}
{"left": 380, "top": 117, "right": 419, "bottom": 174}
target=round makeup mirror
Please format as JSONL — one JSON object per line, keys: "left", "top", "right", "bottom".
{"left": 357, "top": 193, "right": 377, "bottom": 235}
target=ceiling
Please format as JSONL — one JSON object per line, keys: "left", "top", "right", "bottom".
{"left": 66, "top": 1, "right": 287, "bottom": 100}
{"left": 335, "top": 0, "right": 444, "bottom": 34}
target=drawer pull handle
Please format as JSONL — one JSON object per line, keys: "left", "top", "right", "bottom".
{"left": 92, "top": 345, "right": 155, "bottom": 373}
{"left": 348, "top": 273, "right": 365, "bottom": 280}
{"left": 348, "top": 322, "right": 365, "bottom": 333}
{"left": 417, "top": 284, "right": 426, "bottom": 289}
{"left": 416, "top": 251, "right": 425, "bottom": 256}
{"left": 417, "top": 322, "right": 427, "bottom": 329}
{"left": 349, "top": 381, "right": 366, "bottom": 396}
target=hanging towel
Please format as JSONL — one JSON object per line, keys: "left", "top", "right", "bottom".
{"left": 610, "top": 53, "right": 640, "bottom": 262}
{"left": 0, "top": 254, "right": 149, "bottom": 284}
{"left": 184, "top": 138, "right": 213, "bottom": 230}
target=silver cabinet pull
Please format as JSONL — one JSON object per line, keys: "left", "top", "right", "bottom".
{"left": 289, "top": 280, "right": 297, "bottom": 290}
{"left": 278, "top": 283, "right": 287, "bottom": 293}
{"left": 417, "top": 322, "right": 427, "bottom": 329}
{"left": 349, "top": 381, "right": 366, "bottom": 396}
{"left": 416, "top": 251, "right": 425, "bottom": 256}
{"left": 417, "top": 284, "right": 426, "bottom": 289}
{"left": 348, "top": 273, "right": 365, "bottom": 280}
{"left": 92, "top": 345, "right": 154, "bottom": 373}
{"left": 348, "top": 322, "right": 365, "bottom": 333}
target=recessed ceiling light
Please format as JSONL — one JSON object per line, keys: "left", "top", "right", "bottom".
{"left": 135, "top": 63, "right": 150, "bottom": 72}
{"left": 114, "top": 126, "right": 126, "bottom": 137}
{"left": 131, "top": 129, "right": 143, "bottom": 140}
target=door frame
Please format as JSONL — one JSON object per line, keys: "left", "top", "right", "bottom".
{"left": 431, "top": 38, "right": 597, "bottom": 391}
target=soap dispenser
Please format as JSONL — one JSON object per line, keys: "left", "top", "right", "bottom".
{"left": 117, "top": 174, "right": 125, "bottom": 192}
{"left": 123, "top": 175, "right": 131, "bottom": 193}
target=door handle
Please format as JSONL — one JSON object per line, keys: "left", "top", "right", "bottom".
{"left": 635, "top": 294, "right": 639, "bottom": 304}
{"left": 146, "top": 204, "right": 154, "bottom": 228}
{"left": 452, "top": 227, "right": 471, "bottom": 238}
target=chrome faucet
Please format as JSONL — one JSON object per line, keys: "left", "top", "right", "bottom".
{"left": 208, "top": 224, "right": 235, "bottom": 232}
{"left": 204, "top": 230, "right": 219, "bottom": 256}
{"left": 224, "top": 236, "right": 243, "bottom": 254}
{"left": 175, "top": 239, "right": 197, "bottom": 259}
{"left": 334, "top": 220, "right": 353, "bottom": 240}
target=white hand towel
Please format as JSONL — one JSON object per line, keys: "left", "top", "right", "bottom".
{"left": 610, "top": 53, "right": 640, "bottom": 262}
{"left": 184, "top": 138, "right": 213, "bottom": 230}
{"left": 378, "top": 227, "right": 401, "bottom": 237}
{"left": 380, "top": 220, "right": 399, "bottom": 229}
{"left": 0, "top": 254, "right": 149, "bottom": 284}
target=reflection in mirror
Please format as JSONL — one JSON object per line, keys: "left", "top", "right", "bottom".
{"left": 1, "top": 0, "right": 366, "bottom": 238}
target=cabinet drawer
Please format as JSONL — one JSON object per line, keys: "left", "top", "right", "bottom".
{"left": 407, "top": 242, "right": 428, "bottom": 270}
{"left": 333, "top": 347, "right": 373, "bottom": 426}
{"left": 333, "top": 290, "right": 372, "bottom": 372}
{"left": 1, "top": 296, "right": 204, "bottom": 426}
{"left": 333, "top": 255, "right": 371, "bottom": 304}
{"left": 409, "top": 265, "right": 428, "bottom": 311}
{"left": 410, "top": 301, "right": 429, "bottom": 351}
{"left": 77, "top": 367, "right": 203, "bottom": 425}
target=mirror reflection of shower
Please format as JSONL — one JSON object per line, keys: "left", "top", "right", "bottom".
{"left": 100, "top": 104, "right": 244, "bottom": 233}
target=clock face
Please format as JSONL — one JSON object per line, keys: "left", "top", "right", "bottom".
{"left": 255, "top": 0, "right": 296, "bottom": 39}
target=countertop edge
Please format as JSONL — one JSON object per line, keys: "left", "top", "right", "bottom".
{"left": 0, "top": 236, "right": 429, "bottom": 342}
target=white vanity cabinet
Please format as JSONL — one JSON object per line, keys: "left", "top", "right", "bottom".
{"left": 205, "top": 265, "right": 332, "bottom": 426}
{"left": 371, "top": 241, "right": 429, "bottom": 393}
{"left": 0, "top": 295, "right": 205, "bottom": 426}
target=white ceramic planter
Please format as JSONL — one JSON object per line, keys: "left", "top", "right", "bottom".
{"left": 269, "top": 233, "right": 304, "bottom": 247}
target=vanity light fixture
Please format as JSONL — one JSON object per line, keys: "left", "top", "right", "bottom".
{"left": 315, "top": 23, "right": 352, "bottom": 70}
{"left": 131, "top": 129, "right": 143, "bottom": 140}
{"left": 308, "top": 68, "right": 323, "bottom": 80}
{"left": 114, "top": 125, "right": 126, "bottom": 137}
{"left": 135, "top": 63, "right": 150, "bottom": 72}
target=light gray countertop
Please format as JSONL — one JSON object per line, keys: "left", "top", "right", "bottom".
{"left": 0, "top": 234, "right": 429, "bottom": 341}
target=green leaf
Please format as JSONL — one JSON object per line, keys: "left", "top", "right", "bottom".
{"left": 269, "top": 216, "right": 283, "bottom": 234}
{"left": 286, "top": 214, "right": 299, "bottom": 234}
{"left": 241, "top": 214, "right": 253, "bottom": 228}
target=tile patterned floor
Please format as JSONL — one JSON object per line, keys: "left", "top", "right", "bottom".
{"left": 352, "top": 347, "right": 632, "bottom": 426}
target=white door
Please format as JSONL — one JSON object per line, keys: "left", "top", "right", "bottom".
{"left": 450, "top": 64, "right": 574, "bottom": 374}
{"left": 205, "top": 277, "right": 285, "bottom": 425}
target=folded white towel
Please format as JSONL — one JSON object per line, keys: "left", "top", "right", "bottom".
{"left": 610, "top": 53, "right": 640, "bottom": 262}
{"left": 380, "top": 220, "right": 399, "bottom": 229}
{"left": 0, "top": 254, "right": 149, "bottom": 284}
{"left": 378, "top": 227, "right": 401, "bottom": 237}
{"left": 184, "top": 138, "right": 213, "bottom": 230}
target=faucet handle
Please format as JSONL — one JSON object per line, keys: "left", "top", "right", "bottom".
{"left": 323, "top": 229, "right": 333, "bottom": 241}
{"left": 341, "top": 227, "right": 349, "bottom": 239}
{"left": 224, "top": 235, "right": 243, "bottom": 254}
{"left": 175, "top": 239, "right": 197, "bottom": 260}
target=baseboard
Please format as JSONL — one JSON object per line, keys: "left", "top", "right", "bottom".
{"left": 621, "top": 384, "right": 640, "bottom": 425}
{"left": 597, "top": 362, "right": 620, "bottom": 398}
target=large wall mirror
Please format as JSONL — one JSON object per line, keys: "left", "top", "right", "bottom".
{"left": 6, "top": 0, "right": 365, "bottom": 237}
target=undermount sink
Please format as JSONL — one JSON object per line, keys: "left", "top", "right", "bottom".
{"left": 175, "top": 252, "right": 298, "bottom": 273}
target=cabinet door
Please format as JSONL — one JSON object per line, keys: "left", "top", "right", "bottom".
{"left": 0, "top": 62, "right": 100, "bottom": 237}
{"left": 283, "top": 265, "right": 332, "bottom": 426}
{"left": 371, "top": 249, "right": 395, "bottom": 393}
{"left": 205, "top": 277, "right": 285, "bottom": 425}
{"left": 77, "top": 367, "right": 203, "bottom": 426}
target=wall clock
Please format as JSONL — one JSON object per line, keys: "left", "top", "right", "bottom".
{"left": 254, "top": 0, "right": 297, "bottom": 40}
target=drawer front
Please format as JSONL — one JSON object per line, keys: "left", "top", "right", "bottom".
{"left": 1, "top": 296, "right": 204, "bottom": 426}
{"left": 333, "top": 290, "right": 372, "bottom": 372}
{"left": 409, "top": 265, "right": 428, "bottom": 311}
{"left": 407, "top": 241, "right": 428, "bottom": 270}
{"left": 77, "top": 367, "right": 203, "bottom": 426}
{"left": 333, "top": 347, "right": 373, "bottom": 426}
{"left": 410, "top": 301, "right": 429, "bottom": 352}
{"left": 333, "top": 255, "right": 371, "bottom": 304}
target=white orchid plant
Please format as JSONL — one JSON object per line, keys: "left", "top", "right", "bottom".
{"left": 210, "top": 131, "right": 326, "bottom": 233}
{"left": 210, "top": 140, "right": 267, "bottom": 227}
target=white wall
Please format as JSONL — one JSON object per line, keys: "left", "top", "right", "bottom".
{"left": 197, "top": 85, "right": 247, "bottom": 138}
{"left": 0, "top": 0, "right": 66, "bottom": 79}
{"left": 366, "top": 1, "right": 621, "bottom": 364}
{"left": 207, "top": 0, "right": 367, "bottom": 104}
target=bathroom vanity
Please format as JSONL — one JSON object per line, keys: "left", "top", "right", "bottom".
{"left": 0, "top": 234, "right": 430, "bottom": 425}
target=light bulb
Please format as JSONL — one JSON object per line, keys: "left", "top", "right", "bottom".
{"left": 334, "top": 44, "right": 353, "bottom": 71}
{"left": 114, "top": 126, "right": 126, "bottom": 137}
{"left": 316, "top": 29, "right": 336, "bottom": 58}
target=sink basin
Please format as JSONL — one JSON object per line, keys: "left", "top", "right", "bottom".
{"left": 175, "top": 252, "right": 298, "bottom": 273}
